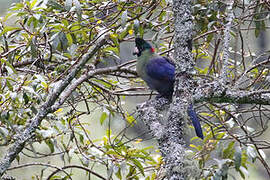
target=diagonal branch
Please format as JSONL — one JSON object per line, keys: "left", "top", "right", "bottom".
{"left": 50, "top": 61, "right": 139, "bottom": 112}
{"left": 0, "top": 38, "right": 108, "bottom": 177}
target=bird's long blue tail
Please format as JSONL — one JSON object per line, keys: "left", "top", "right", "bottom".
{"left": 187, "top": 104, "right": 204, "bottom": 139}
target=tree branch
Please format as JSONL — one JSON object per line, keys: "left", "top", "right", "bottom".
{"left": 221, "top": 1, "right": 234, "bottom": 83}
{"left": 194, "top": 82, "right": 270, "bottom": 105}
{"left": 155, "top": 1, "right": 200, "bottom": 179}
{"left": 136, "top": 0, "right": 200, "bottom": 179}
{"left": 0, "top": 38, "right": 108, "bottom": 177}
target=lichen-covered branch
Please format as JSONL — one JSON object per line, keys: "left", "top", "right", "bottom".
{"left": 51, "top": 60, "right": 137, "bottom": 112}
{"left": 157, "top": 0, "right": 199, "bottom": 179}
{"left": 137, "top": 98, "right": 200, "bottom": 180}
{"left": 221, "top": 1, "right": 234, "bottom": 83}
{"left": 194, "top": 81, "right": 270, "bottom": 105}
{"left": 137, "top": 99, "right": 169, "bottom": 139}
{"left": 139, "top": 0, "right": 200, "bottom": 179}
{"left": 0, "top": 38, "right": 107, "bottom": 177}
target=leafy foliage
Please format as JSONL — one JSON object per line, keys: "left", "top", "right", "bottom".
{"left": 0, "top": 0, "right": 269, "bottom": 179}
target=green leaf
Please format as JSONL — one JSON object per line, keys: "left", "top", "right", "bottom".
{"left": 66, "top": 33, "right": 73, "bottom": 46}
{"left": 3, "top": 12, "right": 16, "bottom": 22}
{"left": 255, "top": 20, "right": 265, "bottom": 37}
{"left": 100, "top": 112, "right": 108, "bottom": 125}
{"left": 126, "top": 166, "right": 137, "bottom": 179}
{"left": 73, "top": 0, "right": 82, "bottom": 20}
{"left": 49, "top": 176, "right": 62, "bottom": 180}
{"left": 239, "top": 166, "right": 249, "bottom": 179}
{"left": 121, "top": 10, "right": 128, "bottom": 28}
{"left": 65, "top": 0, "right": 72, "bottom": 11}
{"left": 0, "top": 26, "right": 20, "bottom": 37}
{"left": 116, "top": 167, "right": 122, "bottom": 179}
{"left": 234, "top": 147, "right": 242, "bottom": 171}
{"left": 30, "top": 0, "right": 37, "bottom": 9}
{"left": 104, "top": 46, "right": 119, "bottom": 56}
{"left": 206, "top": 33, "right": 213, "bottom": 43}
{"left": 247, "top": 145, "right": 256, "bottom": 162}
{"left": 220, "top": 164, "right": 229, "bottom": 178}
{"left": 59, "top": 32, "right": 69, "bottom": 51}
{"left": 23, "top": 92, "right": 29, "bottom": 104}
{"left": 79, "top": 133, "right": 84, "bottom": 144}
{"left": 48, "top": 0, "right": 65, "bottom": 10}
{"left": 9, "top": 2, "right": 24, "bottom": 11}
{"left": 16, "top": 155, "right": 20, "bottom": 163}
{"left": 119, "top": 25, "right": 132, "bottom": 40}
{"left": 138, "top": 25, "right": 144, "bottom": 37}
{"left": 223, "top": 141, "right": 235, "bottom": 158}
{"left": 131, "top": 159, "right": 145, "bottom": 176}
{"left": 62, "top": 19, "right": 69, "bottom": 27}
{"left": 30, "top": 38, "right": 38, "bottom": 58}
{"left": 134, "top": 19, "right": 140, "bottom": 35}
{"left": 151, "top": 173, "right": 157, "bottom": 180}
{"left": 5, "top": 79, "right": 13, "bottom": 91}
{"left": 45, "top": 139, "right": 55, "bottom": 153}
{"left": 126, "top": 113, "right": 136, "bottom": 124}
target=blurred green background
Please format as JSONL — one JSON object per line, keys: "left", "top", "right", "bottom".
{"left": 0, "top": 0, "right": 19, "bottom": 14}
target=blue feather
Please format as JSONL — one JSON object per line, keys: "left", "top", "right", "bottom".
{"left": 135, "top": 38, "right": 204, "bottom": 139}
{"left": 145, "top": 57, "right": 175, "bottom": 98}
{"left": 146, "top": 57, "right": 175, "bottom": 81}
{"left": 187, "top": 104, "right": 204, "bottom": 139}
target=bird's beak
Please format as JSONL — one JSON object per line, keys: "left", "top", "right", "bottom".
{"left": 133, "top": 47, "right": 139, "bottom": 56}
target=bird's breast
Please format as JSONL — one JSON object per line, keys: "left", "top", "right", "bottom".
{"left": 136, "top": 58, "right": 148, "bottom": 77}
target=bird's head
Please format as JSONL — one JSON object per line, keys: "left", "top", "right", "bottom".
{"left": 133, "top": 38, "right": 155, "bottom": 57}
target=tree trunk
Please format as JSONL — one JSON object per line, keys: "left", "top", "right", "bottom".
{"left": 138, "top": 0, "right": 200, "bottom": 179}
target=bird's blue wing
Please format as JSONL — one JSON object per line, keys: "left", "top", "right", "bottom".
{"left": 146, "top": 56, "right": 175, "bottom": 82}
{"left": 187, "top": 104, "right": 204, "bottom": 139}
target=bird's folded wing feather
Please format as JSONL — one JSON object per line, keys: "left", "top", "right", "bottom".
{"left": 146, "top": 57, "right": 175, "bottom": 81}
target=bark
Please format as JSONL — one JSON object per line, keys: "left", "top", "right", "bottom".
{"left": 138, "top": 0, "right": 200, "bottom": 179}
{"left": 136, "top": 0, "right": 270, "bottom": 179}
{"left": 0, "top": 38, "right": 107, "bottom": 177}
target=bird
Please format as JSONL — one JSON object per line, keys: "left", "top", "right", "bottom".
{"left": 133, "top": 37, "right": 204, "bottom": 139}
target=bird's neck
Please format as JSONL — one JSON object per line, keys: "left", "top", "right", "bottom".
{"left": 136, "top": 50, "right": 155, "bottom": 77}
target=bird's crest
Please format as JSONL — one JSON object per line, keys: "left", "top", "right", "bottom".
{"left": 134, "top": 38, "right": 154, "bottom": 56}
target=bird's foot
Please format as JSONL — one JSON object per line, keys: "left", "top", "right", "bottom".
{"left": 155, "top": 94, "right": 172, "bottom": 102}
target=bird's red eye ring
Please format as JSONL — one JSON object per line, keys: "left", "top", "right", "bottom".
{"left": 151, "top": 48, "right": 155, "bottom": 53}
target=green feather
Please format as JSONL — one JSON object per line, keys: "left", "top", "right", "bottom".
{"left": 136, "top": 50, "right": 157, "bottom": 78}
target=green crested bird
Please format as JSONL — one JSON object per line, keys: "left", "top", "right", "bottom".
{"left": 133, "top": 37, "right": 204, "bottom": 139}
